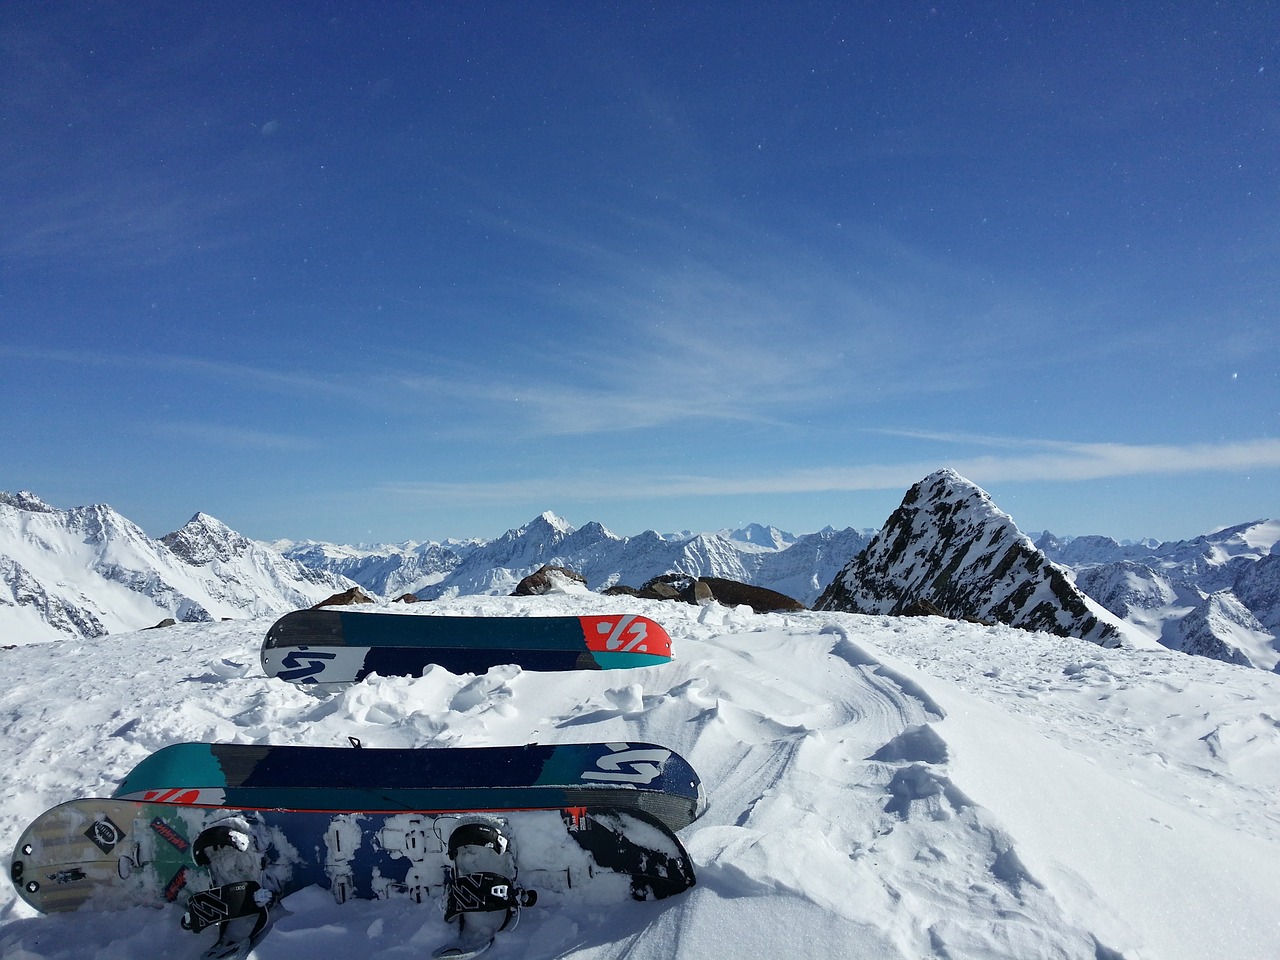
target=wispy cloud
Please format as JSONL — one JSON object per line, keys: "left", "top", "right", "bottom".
{"left": 374, "top": 436, "right": 1280, "bottom": 504}
{"left": 392, "top": 220, "right": 988, "bottom": 436}
{"left": 1, "top": 346, "right": 371, "bottom": 404}
{"left": 142, "top": 421, "right": 317, "bottom": 452}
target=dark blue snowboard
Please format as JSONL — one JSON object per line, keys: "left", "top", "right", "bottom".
{"left": 261, "top": 609, "right": 673, "bottom": 684}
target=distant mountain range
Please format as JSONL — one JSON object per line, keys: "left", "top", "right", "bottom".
{"left": 2, "top": 479, "right": 1276, "bottom": 671}
{"left": 1038, "top": 519, "right": 1280, "bottom": 669}
{"left": 269, "top": 514, "right": 870, "bottom": 607}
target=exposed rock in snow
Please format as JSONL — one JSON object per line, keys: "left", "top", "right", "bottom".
{"left": 313, "top": 586, "right": 377, "bottom": 607}
{"left": 511, "top": 564, "right": 590, "bottom": 596}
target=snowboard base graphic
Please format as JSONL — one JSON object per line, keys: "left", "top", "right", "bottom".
{"left": 11, "top": 798, "right": 695, "bottom": 954}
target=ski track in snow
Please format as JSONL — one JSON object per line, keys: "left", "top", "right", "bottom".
{"left": 2, "top": 594, "right": 1279, "bottom": 959}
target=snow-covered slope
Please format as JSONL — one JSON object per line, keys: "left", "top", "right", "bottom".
{"left": 1167, "top": 591, "right": 1278, "bottom": 669}
{"left": 0, "top": 492, "right": 356, "bottom": 644}
{"left": 1, "top": 595, "right": 1278, "bottom": 960}
{"left": 816, "top": 470, "right": 1124, "bottom": 647}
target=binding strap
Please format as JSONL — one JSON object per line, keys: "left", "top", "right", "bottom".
{"left": 444, "top": 872, "right": 521, "bottom": 921}
{"left": 181, "top": 881, "right": 268, "bottom": 934}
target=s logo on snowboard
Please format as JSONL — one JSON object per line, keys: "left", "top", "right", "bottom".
{"left": 278, "top": 648, "right": 338, "bottom": 682}
{"left": 581, "top": 745, "right": 671, "bottom": 784}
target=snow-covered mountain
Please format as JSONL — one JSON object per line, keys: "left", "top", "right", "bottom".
{"left": 6, "top": 483, "right": 1278, "bottom": 670}
{"left": 279, "top": 511, "right": 873, "bottom": 607}
{"left": 1041, "top": 520, "right": 1280, "bottom": 669}
{"left": 267, "top": 537, "right": 479, "bottom": 598}
{"left": 815, "top": 469, "right": 1124, "bottom": 648}
{"left": 0, "top": 492, "right": 356, "bottom": 645}
{"left": 278, "top": 499, "right": 1279, "bottom": 669}
{"left": 1170, "top": 591, "right": 1273, "bottom": 666}
{"left": 1038, "top": 519, "right": 1280, "bottom": 571}
{"left": 721, "top": 522, "right": 798, "bottom": 550}
{"left": 3, "top": 594, "right": 1279, "bottom": 960}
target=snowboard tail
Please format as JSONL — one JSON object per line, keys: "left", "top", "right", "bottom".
{"left": 262, "top": 610, "right": 673, "bottom": 684}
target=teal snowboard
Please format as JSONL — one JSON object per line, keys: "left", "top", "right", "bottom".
{"left": 10, "top": 740, "right": 702, "bottom": 957}
{"left": 112, "top": 740, "right": 705, "bottom": 832}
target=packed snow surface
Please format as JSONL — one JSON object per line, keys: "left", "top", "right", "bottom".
{"left": 2, "top": 594, "right": 1278, "bottom": 959}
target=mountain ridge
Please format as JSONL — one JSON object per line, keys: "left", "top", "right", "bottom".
{"left": 2, "top": 485, "right": 1277, "bottom": 669}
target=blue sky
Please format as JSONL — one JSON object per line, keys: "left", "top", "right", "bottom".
{"left": 3, "top": 2, "right": 1278, "bottom": 545}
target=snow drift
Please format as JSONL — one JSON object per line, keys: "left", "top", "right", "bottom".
{"left": 2, "top": 592, "right": 1278, "bottom": 960}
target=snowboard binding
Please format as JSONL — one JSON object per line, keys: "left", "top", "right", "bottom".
{"left": 434, "top": 821, "right": 537, "bottom": 959}
{"left": 444, "top": 822, "right": 537, "bottom": 923}
{"left": 183, "top": 820, "right": 277, "bottom": 960}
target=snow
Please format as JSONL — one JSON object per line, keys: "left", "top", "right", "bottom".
{"left": 3, "top": 594, "right": 1280, "bottom": 959}
{"left": 1202, "top": 519, "right": 1280, "bottom": 561}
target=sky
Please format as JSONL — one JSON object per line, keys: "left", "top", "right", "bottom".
{"left": 3, "top": 1, "right": 1278, "bottom": 546}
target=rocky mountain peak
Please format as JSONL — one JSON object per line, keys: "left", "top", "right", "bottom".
{"left": 161, "top": 512, "right": 251, "bottom": 565}
{"left": 816, "top": 469, "right": 1120, "bottom": 647}
{"left": 728, "top": 523, "right": 797, "bottom": 550}
{"left": 531, "top": 511, "right": 574, "bottom": 536}
{"left": 0, "top": 490, "right": 57, "bottom": 513}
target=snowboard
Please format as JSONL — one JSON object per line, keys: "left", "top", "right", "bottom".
{"left": 112, "top": 740, "right": 706, "bottom": 833}
{"left": 261, "top": 609, "right": 673, "bottom": 685}
{"left": 11, "top": 798, "right": 696, "bottom": 958}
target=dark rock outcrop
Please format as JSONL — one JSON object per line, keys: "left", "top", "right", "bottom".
{"left": 816, "top": 469, "right": 1119, "bottom": 647}
{"left": 511, "top": 565, "right": 588, "bottom": 596}
{"left": 312, "top": 586, "right": 376, "bottom": 608}
{"left": 613, "top": 573, "right": 805, "bottom": 613}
